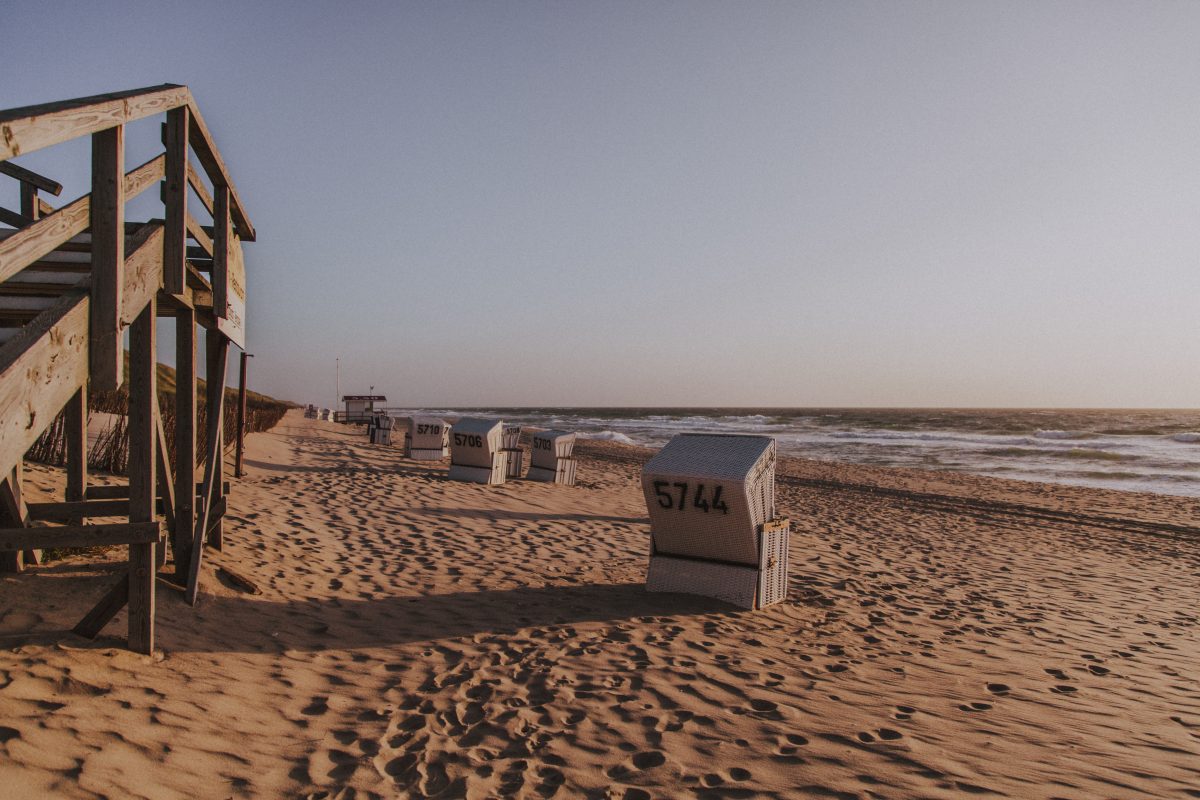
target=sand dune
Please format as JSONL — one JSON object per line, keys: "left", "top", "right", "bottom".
{"left": 1, "top": 410, "right": 1198, "bottom": 798}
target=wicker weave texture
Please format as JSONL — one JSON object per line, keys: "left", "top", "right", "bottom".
{"left": 409, "top": 448, "right": 445, "bottom": 461}
{"left": 641, "top": 434, "right": 776, "bottom": 567}
{"left": 448, "top": 450, "right": 508, "bottom": 485}
{"left": 502, "top": 448, "right": 524, "bottom": 478}
{"left": 449, "top": 418, "right": 503, "bottom": 468}
{"left": 645, "top": 555, "right": 760, "bottom": 609}
{"left": 530, "top": 431, "right": 577, "bottom": 469}
{"left": 410, "top": 417, "right": 448, "bottom": 451}
{"left": 757, "top": 524, "right": 790, "bottom": 608}
{"left": 526, "top": 457, "right": 576, "bottom": 486}
{"left": 502, "top": 426, "right": 522, "bottom": 449}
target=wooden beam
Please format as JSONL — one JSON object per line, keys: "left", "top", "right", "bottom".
{"left": 86, "top": 480, "right": 228, "bottom": 500}
{"left": 186, "top": 161, "right": 214, "bottom": 216}
{"left": 155, "top": 406, "right": 176, "bottom": 538}
{"left": 120, "top": 224, "right": 164, "bottom": 326}
{"left": 212, "top": 186, "right": 229, "bottom": 316}
{"left": 73, "top": 573, "right": 129, "bottom": 639}
{"left": 185, "top": 211, "right": 213, "bottom": 257}
{"left": 185, "top": 99, "right": 255, "bottom": 242}
{"left": 65, "top": 387, "right": 86, "bottom": 523}
{"left": 0, "top": 291, "right": 89, "bottom": 482}
{"left": 19, "top": 183, "right": 37, "bottom": 220}
{"left": 205, "top": 332, "right": 227, "bottom": 550}
{"left": 0, "top": 194, "right": 90, "bottom": 285}
{"left": 123, "top": 153, "right": 165, "bottom": 202}
{"left": 0, "top": 521, "right": 159, "bottom": 552}
{"left": 0, "top": 468, "right": 34, "bottom": 572}
{"left": 174, "top": 307, "right": 196, "bottom": 582}
{"left": 0, "top": 161, "right": 63, "bottom": 196}
{"left": 0, "top": 84, "right": 190, "bottom": 161}
{"left": 163, "top": 107, "right": 187, "bottom": 295}
{"left": 89, "top": 125, "right": 123, "bottom": 392}
{"left": 186, "top": 333, "right": 227, "bottom": 605}
{"left": 0, "top": 205, "right": 31, "bottom": 229}
{"left": 127, "top": 296, "right": 156, "bottom": 654}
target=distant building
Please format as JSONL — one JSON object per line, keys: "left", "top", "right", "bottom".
{"left": 341, "top": 394, "right": 386, "bottom": 424}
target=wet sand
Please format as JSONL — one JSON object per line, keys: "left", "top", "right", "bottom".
{"left": 1, "top": 410, "right": 1198, "bottom": 798}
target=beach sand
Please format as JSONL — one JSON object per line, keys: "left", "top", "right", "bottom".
{"left": 1, "top": 410, "right": 1198, "bottom": 798}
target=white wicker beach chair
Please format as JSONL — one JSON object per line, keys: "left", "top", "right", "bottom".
{"left": 409, "top": 416, "right": 448, "bottom": 460}
{"left": 641, "top": 433, "right": 789, "bottom": 609}
{"left": 448, "top": 418, "right": 508, "bottom": 484}
{"left": 526, "top": 430, "right": 578, "bottom": 486}
{"left": 502, "top": 425, "right": 523, "bottom": 478}
{"left": 369, "top": 414, "right": 394, "bottom": 446}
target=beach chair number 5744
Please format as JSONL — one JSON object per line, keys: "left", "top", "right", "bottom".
{"left": 652, "top": 481, "right": 729, "bottom": 514}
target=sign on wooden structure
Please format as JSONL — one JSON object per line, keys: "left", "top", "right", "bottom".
{"left": 215, "top": 234, "right": 246, "bottom": 348}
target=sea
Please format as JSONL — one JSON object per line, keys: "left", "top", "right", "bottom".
{"left": 385, "top": 408, "right": 1200, "bottom": 499}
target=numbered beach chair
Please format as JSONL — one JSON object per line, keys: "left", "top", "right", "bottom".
{"left": 409, "top": 416, "right": 449, "bottom": 460}
{"left": 526, "top": 430, "right": 578, "bottom": 486}
{"left": 448, "top": 418, "right": 508, "bottom": 484}
{"left": 502, "top": 425, "right": 523, "bottom": 478}
{"left": 641, "top": 433, "right": 789, "bottom": 610}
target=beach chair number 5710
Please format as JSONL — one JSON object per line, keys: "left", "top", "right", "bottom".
{"left": 652, "top": 481, "right": 729, "bottom": 514}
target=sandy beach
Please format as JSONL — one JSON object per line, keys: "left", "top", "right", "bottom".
{"left": 2, "top": 409, "right": 1199, "bottom": 799}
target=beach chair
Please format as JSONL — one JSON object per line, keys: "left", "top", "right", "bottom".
{"left": 370, "top": 414, "right": 394, "bottom": 446}
{"left": 641, "top": 434, "right": 789, "bottom": 610}
{"left": 409, "top": 416, "right": 449, "bottom": 460}
{"left": 502, "top": 424, "right": 523, "bottom": 478}
{"left": 526, "top": 430, "right": 577, "bottom": 486}
{"left": 448, "top": 418, "right": 508, "bottom": 484}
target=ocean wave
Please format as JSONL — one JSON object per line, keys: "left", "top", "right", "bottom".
{"left": 578, "top": 430, "right": 638, "bottom": 445}
{"left": 1035, "top": 430, "right": 1094, "bottom": 440}
{"left": 1170, "top": 432, "right": 1200, "bottom": 443}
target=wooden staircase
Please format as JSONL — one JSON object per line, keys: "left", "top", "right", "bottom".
{"left": 0, "top": 85, "right": 255, "bottom": 654}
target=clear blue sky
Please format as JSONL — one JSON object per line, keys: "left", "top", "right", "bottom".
{"left": 5, "top": 1, "right": 1199, "bottom": 407}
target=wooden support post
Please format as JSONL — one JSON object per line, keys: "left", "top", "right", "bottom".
{"left": 127, "top": 297, "right": 156, "bottom": 654}
{"left": 173, "top": 308, "right": 196, "bottom": 582}
{"left": 89, "top": 125, "right": 124, "bottom": 391}
{"left": 0, "top": 466, "right": 35, "bottom": 572}
{"left": 205, "top": 331, "right": 227, "bottom": 550}
{"left": 186, "top": 332, "right": 227, "bottom": 606}
{"left": 65, "top": 387, "right": 87, "bottom": 524}
{"left": 235, "top": 351, "right": 251, "bottom": 478}
{"left": 163, "top": 106, "right": 188, "bottom": 295}
{"left": 19, "top": 183, "right": 38, "bottom": 221}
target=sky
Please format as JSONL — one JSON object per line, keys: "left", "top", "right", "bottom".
{"left": 4, "top": 1, "right": 1199, "bottom": 408}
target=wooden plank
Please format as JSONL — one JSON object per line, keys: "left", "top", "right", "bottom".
{"left": 26, "top": 498, "right": 153, "bottom": 521}
{"left": 120, "top": 224, "right": 164, "bottom": 326}
{"left": 65, "top": 387, "right": 86, "bottom": 524}
{"left": 0, "top": 291, "right": 89, "bottom": 482}
{"left": 123, "top": 153, "right": 165, "bottom": 202}
{"left": 127, "top": 296, "right": 156, "bottom": 654}
{"left": 185, "top": 210, "right": 213, "bottom": 256}
{"left": 0, "top": 206, "right": 31, "bottom": 228}
{"left": 0, "top": 469, "right": 33, "bottom": 572}
{"left": 185, "top": 100, "right": 255, "bottom": 242}
{"left": 216, "top": 233, "right": 246, "bottom": 349}
{"left": 205, "top": 332, "right": 227, "bottom": 551}
{"left": 163, "top": 107, "right": 187, "bottom": 295}
{"left": 174, "top": 307, "right": 196, "bottom": 582}
{"left": 89, "top": 125, "right": 123, "bottom": 392}
{"left": 86, "top": 480, "right": 228, "bottom": 500}
{"left": 186, "top": 161, "right": 213, "bottom": 215}
{"left": 73, "top": 573, "right": 129, "bottom": 639}
{"left": 0, "top": 84, "right": 190, "bottom": 161}
{"left": 0, "top": 521, "right": 159, "bottom": 551}
{"left": 155, "top": 406, "right": 176, "bottom": 537}
{"left": 211, "top": 187, "right": 229, "bottom": 317}
{"left": 0, "top": 161, "right": 63, "bottom": 195}
{"left": 19, "top": 183, "right": 37, "bottom": 220}
{"left": 0, "top": 195, "right": 90, "bottom": 285}
{"left": 186, "top": 334, "right": 227, "bottom": 606}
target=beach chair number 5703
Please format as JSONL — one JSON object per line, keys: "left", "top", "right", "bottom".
{"left": 652, "top": 481, "right": 729, "bottom": 514}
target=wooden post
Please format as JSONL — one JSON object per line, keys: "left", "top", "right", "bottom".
{"left": 163, "top": 106, "right": 188, "bottom": 295}
{"left": 65, "top": 387, "right": 87, "bottom": 523}
{"left": 205, "top": 331, "right": 227, "bottom": 550}
{"left": 0, "top": 466, "right": 35, "bottom": 572}
{"left": 19, "top": 183, "right": 38, "bottom": 221}
{"left": 235, "top": 352, "right": 251, "bottom": 478}
{"left": 173, "top": 308, "right": 196, "bottom": 582}
{"left": 89, "top": 125, "right": 124, "bottom": 392}
{"left": 186, "top": 333, "right": 227, "bottom": 606}
{"left": 127, "top": 297, "right": 156, "bottom": 654}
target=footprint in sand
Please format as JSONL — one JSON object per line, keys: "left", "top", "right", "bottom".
{"left": 985, "top": 683, "right": 1010, "bottom": 696}
{"left": 1050, "top": 685, "right": 1078, "bottom": 694}
{"left": 959, "top": 701, "right": 993, "bottom": 712}
{"left": 894, "top": 705, "right": 917, "bottom": 720}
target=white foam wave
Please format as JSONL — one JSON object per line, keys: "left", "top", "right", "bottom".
{"left": 1171, "top": 432, "right": 1200, "bottom": 443}
{"left": 578, "top": 430, "right": 637, "bottom": 445}
{"left": 1035, "top": 430, "right": 1092, "bottom": 440}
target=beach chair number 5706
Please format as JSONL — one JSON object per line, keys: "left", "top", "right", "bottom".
{"left": 454, "top": 433, "right": 483, "bottom": 448}
{"left": 652, "top": 481, "right": 729, "bottom": 514}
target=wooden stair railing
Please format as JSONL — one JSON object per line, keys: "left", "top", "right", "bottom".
{"left": 0, "top": 84, "right": 255, "bottom": 654}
